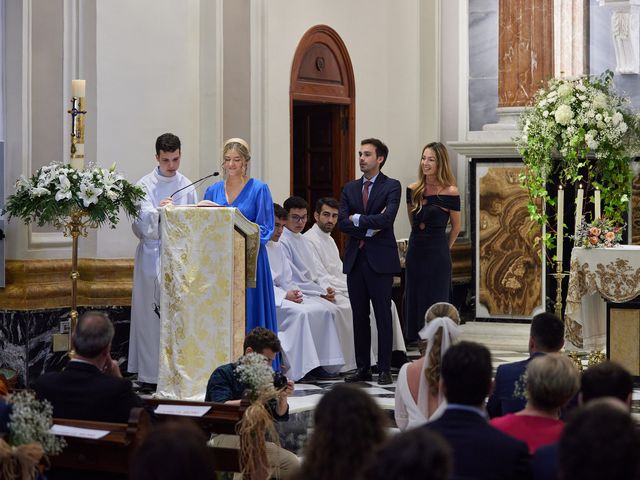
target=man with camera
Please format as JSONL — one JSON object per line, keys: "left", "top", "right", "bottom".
{"left": 205, "top": 327, "right": 299, "bottom": 477}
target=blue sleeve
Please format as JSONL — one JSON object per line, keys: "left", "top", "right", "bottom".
{"left": 205, "top": 366, "right": 237, "bottom": 403}
{"left": 203, "top": 184, "right": 214, "bottom": 202}
{"left": 254, "top": 182, "right": 275, "bottom": 246}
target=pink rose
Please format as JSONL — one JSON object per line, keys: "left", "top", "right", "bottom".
{"left": 589, "top": 236, "right": 599, "bottom": 245}
{"left": 589, "top": 227, "right": 601, "bottom": 236}
{"left": 605, "top": 231, "right": 615, "bottom": 241}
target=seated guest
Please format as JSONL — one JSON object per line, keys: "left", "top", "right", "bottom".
{"left": 395, "top": 302, "right": 460, "bottom": 430}
{"left": 491, "top": 353, "right": 579, "bottom": 453}
{"left": 580, "top": 360, "right": 633, "bottom": 406}
{"left": 266, "top": 203, "right": 345, "bottom": 380}
{"left": 130, "top": 420, "right": 215, "bottom": 480}
{"left": 34, "top": 310, "right": 142, "bottom": 423}
{"left": 304, "top": 197, "right": 407, "bottom": 365}
{"left": 559, "top": 398, "right": 640, "bottom": 480}
{"left": 487, "top": 312, "right": 564, "bottom": 418}
{"left": 204, "top": 327, "right": 299, "bottom": 478}
{"left": 291, "top": 384, "right": 388, "bottom": 480}
{"left": 362, "top": 427, "right": 452, "bottom": 480}
{"left": 279, "top": 196, "right": 358, "bottom": 372}
{"left": 424, "top": 341, "right": 531, "bottom": 480}
{"left": 532, "top": 361, "right": 634, "bottom": 480}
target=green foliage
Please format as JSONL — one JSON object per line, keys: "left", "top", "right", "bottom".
{"left": 516, "top": 71, "right": 640, "bottom": 250}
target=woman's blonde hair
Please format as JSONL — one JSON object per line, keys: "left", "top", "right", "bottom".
{"left": 526, "top": 353, "right": 580, "bottom": 411}
{"left": 409, "top": 142, "right": 456, "bottom": 215}
{"left": 221, "top": 138, "right": 251, "bottom": 172}
{"left": 421, "top": 302, "right": 460, "bottom": 396}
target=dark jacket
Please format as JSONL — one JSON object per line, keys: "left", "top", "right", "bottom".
{"left": 425, "top": 408, "right": 531, "bottom": 480}
{"left": 34, "top": 360, "right": 142, "bottom": 423}
{"left": 338, "top": 172, "right": 402, "bottom": 275}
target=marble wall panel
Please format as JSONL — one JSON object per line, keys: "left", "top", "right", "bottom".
{"left": 498, "top": 0, "right": 553, "bottom": 107}
{"left": 469, "top": 0, "right": 499, "bottom": 131}
{"left": 477, "top": 164, "right": 544, "bottom": 318}
{"left": 469, "top": 78, "right": 499, "bottom": 131}
{"left": 0, "top": 306, "right": 131, "bottom": 388}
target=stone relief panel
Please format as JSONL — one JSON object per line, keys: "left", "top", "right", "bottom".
{"left": 476, "top": 163, "right": 545, "bottom": 318}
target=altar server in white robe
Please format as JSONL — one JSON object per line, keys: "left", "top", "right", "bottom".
{"left": 266, "top": 204, "right": 345, "bottom": 380}
{"left": 128, "top": 133, "right": 198, "bottom": 385}
{"left": 279, "top": 196, "right": 357, "bottom": 372}
{"left": 304, "top": 197, "right": 407, "bottom": 357}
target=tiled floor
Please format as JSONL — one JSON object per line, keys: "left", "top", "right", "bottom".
{"left": 277, "top": 321, "right": 533, "bottom": 452}
{"left": 289, "top": 321, "right": 532, "bottom": 414}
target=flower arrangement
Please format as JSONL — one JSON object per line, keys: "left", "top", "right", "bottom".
{"left": 574, "top": 217, "right": 624, "bottom": 249}
{"left": 234, "top": 353, "right": 281, "bottom": 480}
{"left": 2, "top": 162, "right": 145, "bottom": 229}
{"left": 516, "top": 71, "right": 640, "bottom": 249}
{"left": 0, "top": 390, "right": 66, "bottom": 479}
{"left": 235, "top": 352, "right": 278, "bottom": 402}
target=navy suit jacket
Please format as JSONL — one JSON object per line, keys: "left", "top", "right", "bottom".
{"left": 34, "top": 361, "right": 142, "bottom": 423}
{"left": 486, "top": 354, "right": 542, "bottom": 418}
{"left": 532, "top": 443, "right": 559, "bottom": 480}
{"left": 425, "top": 409, "right": 531, "bottom": 480}
{"left": 338, "top": 172, "right": 401, "bottom": 275}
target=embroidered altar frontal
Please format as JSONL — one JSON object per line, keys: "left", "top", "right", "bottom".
{"left": 157, "top": 206, "right": 256, "bottom": 400}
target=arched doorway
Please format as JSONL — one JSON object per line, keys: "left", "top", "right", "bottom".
{"left": 290, "top": 25, "right": 355, "bottom": 247}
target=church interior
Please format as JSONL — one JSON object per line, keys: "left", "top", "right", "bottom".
{"left": 2, "top": 0, "right": 640, "bottom": 478}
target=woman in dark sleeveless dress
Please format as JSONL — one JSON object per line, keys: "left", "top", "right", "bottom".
{"left": 404, "top": 142, "right": 461, "bottom": 344}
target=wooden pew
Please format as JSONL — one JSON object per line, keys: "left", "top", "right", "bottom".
{"left": 49, "top": 406, "right": 150, "bottom": 477}
{"left": 143, "top": 398, "right": 249, "bottom": 472}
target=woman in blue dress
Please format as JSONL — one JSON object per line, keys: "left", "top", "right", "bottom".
{"left": 204, "top": 138, "right": 278, "bottom": 354}
{"left": 404, "top": 142, "right": 461, "bottom": 344}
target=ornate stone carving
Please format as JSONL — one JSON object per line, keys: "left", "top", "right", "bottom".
{"left": 598, "top": 0, "right": 640, "bottom": 74}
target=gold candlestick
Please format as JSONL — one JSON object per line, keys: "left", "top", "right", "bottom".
{"left": 62, "top": 209, "right": 93, "bottom": 351}
{"left": 554, "top": 261, "right": 565, "bottom": 319}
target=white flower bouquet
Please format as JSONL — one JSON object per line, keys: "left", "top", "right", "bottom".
{"left": 2, "top": 162, "right": 145, "bottom": 229}
{"left": 516, "top": 71, "right": 640, "bottom": 246}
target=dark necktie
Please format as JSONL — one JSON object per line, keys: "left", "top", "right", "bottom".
{"left": 359, "top": 180, "right": 372, "bottom": 249}
{"left": 362, "top": 180, "right": 372, "bottom": 210}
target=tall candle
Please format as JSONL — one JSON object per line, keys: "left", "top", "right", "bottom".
{"left": 557, "top": 186, "right": 564, "bottom": 262}
{"left": 575, "top": 185, "right": 584, "bottom": 237}
{"left": 71, "top": 79, "right": 85, "bottom": 98}
{"left": 594, "top": 189, "right": 601, "bottom": 219}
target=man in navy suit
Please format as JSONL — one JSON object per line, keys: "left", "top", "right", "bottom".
{"left": 34, "top": 311, "right": 142, "bottom": 423}
{"left": 425, "top": 341, "right": 531, "bottom": 480}
{"left": 487, "top": 312, "right": 564, "bottom": 418}
{"left": 338, "top": 138, "right": 401, "bottom": 385}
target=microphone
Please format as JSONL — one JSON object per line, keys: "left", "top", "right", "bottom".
{"left": 170, "top": 172, "right": 219, "bottom": 198}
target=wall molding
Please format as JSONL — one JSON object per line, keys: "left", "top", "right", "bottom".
{"left": 0, "top": 258, "right": 134, "bottom": 310}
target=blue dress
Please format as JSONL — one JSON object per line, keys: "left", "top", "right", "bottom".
{"left": 204, "top": 179, "right": 279, "bottom": 366}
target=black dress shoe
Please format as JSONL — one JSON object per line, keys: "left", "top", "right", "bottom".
{"left": 377, "top": 370, "right": 393, "bottom": 385}
{"left": 344, "top": 367, "right": 372, "bottom": 383}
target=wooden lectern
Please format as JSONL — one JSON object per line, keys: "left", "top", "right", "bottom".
{"left": 156, "top": 206, "right": 259, "bottom": 400}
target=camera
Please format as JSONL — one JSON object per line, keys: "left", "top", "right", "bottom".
{"left": 273, "top": 371, "right": 288, "bottom": 390}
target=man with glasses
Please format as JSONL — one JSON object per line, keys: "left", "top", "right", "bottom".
{"left": 279, "top": 196, "right": 358, "bottom": 373}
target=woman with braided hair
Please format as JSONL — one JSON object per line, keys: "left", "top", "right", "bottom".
{"left": 394, "top": 302, "right": 460, "bottom": 430}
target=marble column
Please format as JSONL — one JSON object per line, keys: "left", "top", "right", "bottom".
{"left": 498, "top": 0, "right": 554, "bottom": 107}
{"left": 554, "top": 0, "right": 589, "bottom": 77}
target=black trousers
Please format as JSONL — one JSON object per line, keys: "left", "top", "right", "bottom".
{"left": 346, "top": 249, "right": 393, "bottom": 371}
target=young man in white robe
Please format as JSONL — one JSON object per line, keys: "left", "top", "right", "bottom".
{"left": 304, "top": 197, "right": 407, "bottom": 365}
{"left": 128, "top": 133, "right": 198, "bottom": 387}
{"left": 266, "top": 204, "right": 345, "bottom": 381}
{"left": 279, "top": 196, "right": 357, "bottom": 372}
